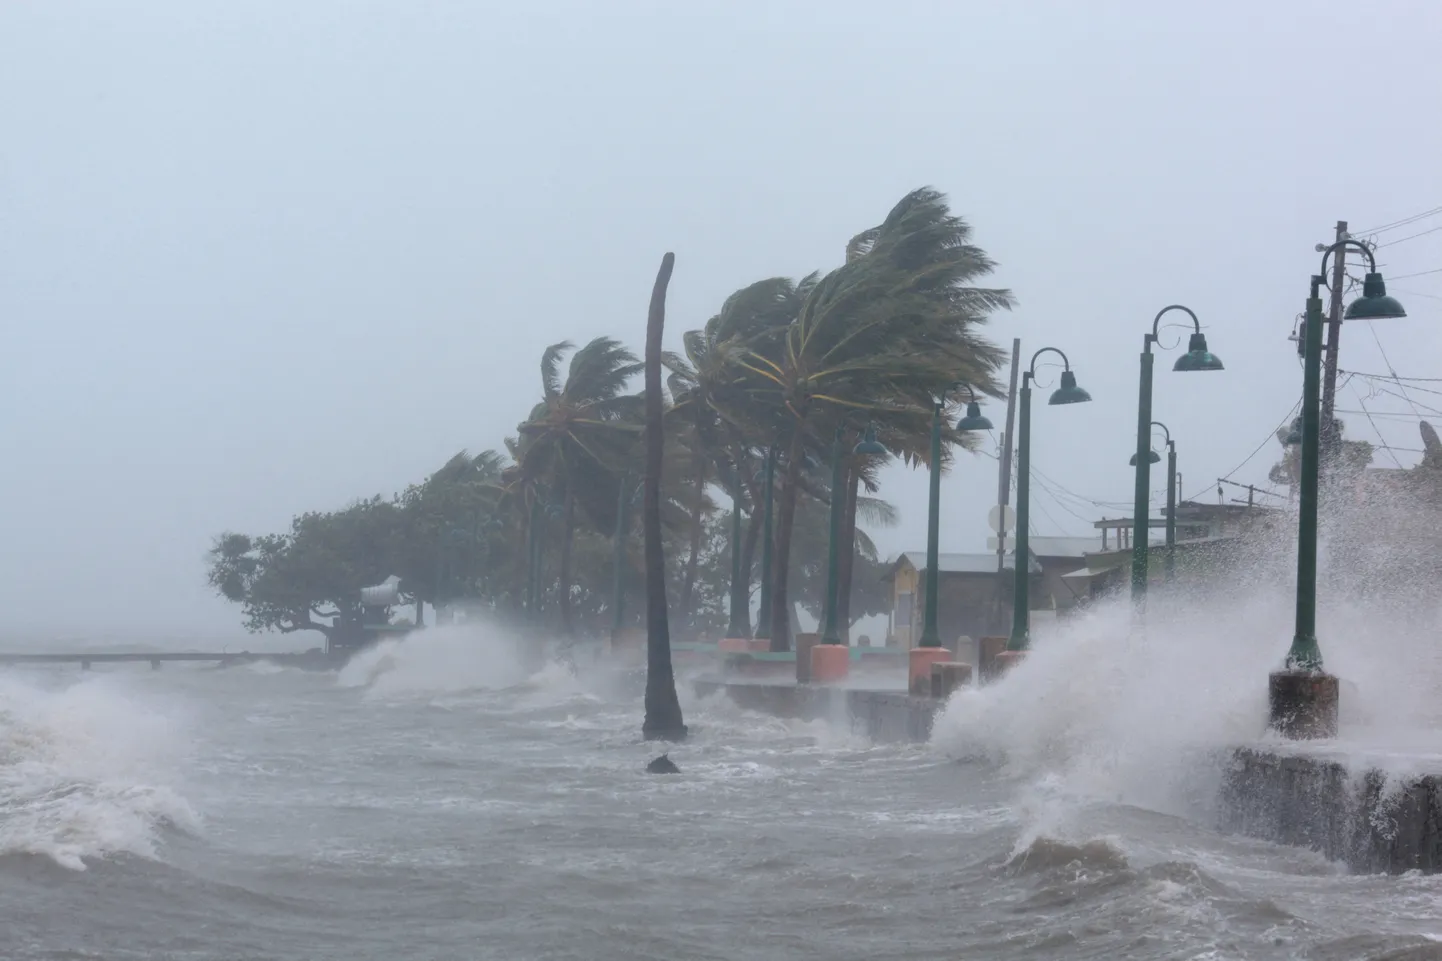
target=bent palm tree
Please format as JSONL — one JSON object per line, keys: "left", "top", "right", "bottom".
{"left": 643, "top": 253, "right": 687, "bottom": 742}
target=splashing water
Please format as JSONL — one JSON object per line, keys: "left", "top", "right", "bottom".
{"left": 337, "top": 621, "right": 580, "bottom": 698}
{"left": 0, "top": 673, "right": 198, "bottom": 870}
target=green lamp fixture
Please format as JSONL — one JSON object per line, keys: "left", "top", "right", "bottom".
{"left": 853, "top": 424, "right": 888, "bottom": 457}
{"left": 1129, "top": 449, "right": 1162, "bottom": 466}
{"left": 1049, "top": 370, "right": 1092, "bottom": 406}
{"left": 1344, "top": 272, "right": 1407, "bottom": 321}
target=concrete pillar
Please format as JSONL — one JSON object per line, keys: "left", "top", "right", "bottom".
{"left": 977, "top": 636, "right": 1007, "bottom": 683}
{"left": 810, "top": 644, "right": 849, "bottom": 683}
{"left": 908, "top": 647, "right": 952, "bottom": 695}
{"left": 1268, "top": 670, "right": 1339, "bottom": 739}
{"left": 794, "top": 633, "right": 820, "bottom": 684}
{"left": 930, "top": 661, "right": 972, "bottom": 699}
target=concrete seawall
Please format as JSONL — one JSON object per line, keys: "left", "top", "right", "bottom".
{"left": 695, "top": 675, "right": 1442, "bottom": 875}
{"left": 692, "top": 677, "right": 938, "bottom": 744}
{"left": 1220, "top": 747, "right": 1442, "bottom": 874}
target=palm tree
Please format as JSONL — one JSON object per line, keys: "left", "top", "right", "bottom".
{"left": 730, "top": 188, "right": 1013, "bottom": 649}
{"left": 514, "top": 337, "right": 644, "bottom": 634}
{"left": 642, "top": 253, "right": 687, "bottom": 742}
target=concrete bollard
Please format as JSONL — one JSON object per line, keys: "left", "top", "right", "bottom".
{"left": 1268, "top": 670, "right": 1339, "bottom": 739}
{"left": 908, "top": 646, "right": 953, "bottom": 695}
{"left": 930, "top": 661, "right": 972, "bottom": 699}
{"left": 977, "top": 636, "right": 1007, "bottom": 682}
{"left": 794, "top": 632, "right": 820, "bottom": 684}
{"left": 990, "top": 650, "right": 1027, "bottom": 677}
{"left": 810, "top": 644, "right": 849, "bottom": 683}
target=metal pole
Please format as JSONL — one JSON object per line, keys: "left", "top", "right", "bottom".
{"left": 820, "top": 429, "right": 845, "bottom": 646}
{"left": 755, "top": 446, "right": 776, "bottom": 644}
{"left": 726, "top": 485, "right": 751, "bottom": 638}
{"left": 1131, "top": 342, "right": 1155, "bottom": 605}
{"left": 918, "top": 401, "right": 944, "bottom": 647}
{"left": 1320, "top": 220, "right": 1348, "bottom": 461}
{"left": 1007, "top": 377, "right": 1032, "bottom": 652}
{"left": 1286, "top": 278, "right": 1326, "bottom": 671}
{"left": 1165, "top": 442, "right": 1177, "bottom": 583}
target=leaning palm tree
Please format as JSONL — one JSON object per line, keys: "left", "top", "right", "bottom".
{"left": 642, "top": 253, "right": 687, "bottom": 742}
{"left": 514, "top": 337, "right": 644, "bottom": 634}
{"left": 729, "top": 188, "right": 1013, "bottom": 650}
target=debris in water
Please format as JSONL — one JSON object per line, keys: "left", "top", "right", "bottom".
{"left": 646, "top": 754, "right": 680, "bottom": 775}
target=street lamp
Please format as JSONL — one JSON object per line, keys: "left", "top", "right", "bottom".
{"left": 1131, "top": 307, "right": 1223, "bottom": 607}
{"left": 917, "top": 385, "right": 994, "bottom": 648}
{"left": 820, "top": 425, "right": 888, "bottom": 646}
{"left": 1008, "top": 348, "right": 1092, "bottom": 652}
{"left": 1272, "top": 239, "right": 1404, "bottom": 738}
{"left": 755, "top": 447, "right": 778, "bottom": 649}
{"left": 1129, "top": 421, "right": 1178, "bottom": 582}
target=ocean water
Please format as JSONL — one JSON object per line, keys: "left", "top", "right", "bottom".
{"left": 3, "top": 609, "right": 1442, "bottom": 961}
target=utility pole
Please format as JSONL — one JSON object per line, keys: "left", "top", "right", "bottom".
{"left": 991, "top": 339, "right": 1021, "bottom": 635}
{"left": 1319, "top": 220, "right": 1348, "bottom": 460}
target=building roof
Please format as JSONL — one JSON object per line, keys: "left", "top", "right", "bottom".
{"left": 1027, "top": 535, "right": 1103, "bottom": 558}
{"left": 886, "top": 551, "right": 1042, "bottom": 579}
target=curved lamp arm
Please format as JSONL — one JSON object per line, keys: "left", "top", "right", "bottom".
{"left": 1028, "top": 346, "right": 1072, "bottom": 379}
{"left": 1149, "top": 305, "right": 1201, "bottom": 343}
{"left": 1319, "top": 238, "right": 1378, "bottom": 280}
{"left": 1150, "top": 420, "right": 1171, "bottom": 445}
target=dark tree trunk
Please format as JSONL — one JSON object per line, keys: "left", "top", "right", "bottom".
{"left": 768, "top": 427, "right": 804, "bottom": 651}
{"left": 740, "top": 499, "right": 762, "bottom": 605}
{"left": 558, "top": 487, "right": 576, "bottom": 635}
{"left": 836, "top": 461, "right": 860, "bottom": 644}
{"left": 642, "top": 253, "right": 687, "bottom": 742}
{"left": 678, "top": 454, "right": 707, "bottom": 634}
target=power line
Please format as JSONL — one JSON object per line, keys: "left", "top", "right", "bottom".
{"left": 1341, "top": 369, "right": 1442, "bottom": 384}
{"left": 1349, "top": 385, "right": 1404, "bottom": 468}
{"left": 1354, "top": 205, "right": 1442, "bottom": 237}
{"left": 1199, "top": 399, "right": 1302, "bottom": 501}
{"left": 1376, "top": 224, "right": 1442, "bottom": 249}
{"left": 1388, "top": 267, "right": 1442, "bottom": 281}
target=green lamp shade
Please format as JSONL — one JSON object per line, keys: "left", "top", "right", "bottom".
{"left": 1173, "top": 332, "right": 1225, "bottom": 372}
{"left": 955, "top": 401, "right": 994, "bottom": 432}
{"left": 1344, "top": 273, "right": 1407, "bottom": 320}
{"left": 853, "top": 424, "right": 888, "bottom": 456}
{"left": 1049, "top": 369, "right": 1092, "bottom": 405}
{"left": 1129, "top": 450, "right": 1162, "bottom": 466}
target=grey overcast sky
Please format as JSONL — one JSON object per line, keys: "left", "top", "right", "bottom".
{"left": 2, "top": 1, "right": 1440, "bottom": 642}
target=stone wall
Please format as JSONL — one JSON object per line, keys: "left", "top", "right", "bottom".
{"left": 1219, "top": 748, "right": 1442, "bottom": 874}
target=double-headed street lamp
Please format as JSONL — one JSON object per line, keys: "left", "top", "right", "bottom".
{"left": 1130, "top": 421, "right": 1178, "bottom": 582}
{"left": 916, "top": 385, "right": 994, "bottom": 648}
{"left": 1131, "top": 307, "right": 1223, "bottom": 606}
{"left": 1273, "top": 241, "right": 1404, "bottom": 737}
{"left": 1008, "top": 348, "right": 1093, "bottom": 653}
{"left": 820, "top": 425, "right": 888, "bottom": 646}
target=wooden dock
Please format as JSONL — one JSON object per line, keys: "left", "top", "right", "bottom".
{"left": 0, "top": 651, "right": 336, "bottom": 670}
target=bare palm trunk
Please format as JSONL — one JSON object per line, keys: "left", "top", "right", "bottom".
{"left": 678, "top": 454, "right": 707, "bottom": 635}
{"left": 558, "top": 487, "right": 576, "bottom": 636}
{"left": 768, "top": 428, "right": 804, "bottom": 651}
{"left": 741, "top": 501, "right": 762, "bottom": 608}
{"left": 836, "top": 462, "right": 860, "bottom": 644}
{"left": 642, "top": 253, "right": 687, "bottom": 742}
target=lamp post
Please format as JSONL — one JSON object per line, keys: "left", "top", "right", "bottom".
{"left": 1131, "top": 307, "right": 1223, "bottom": 608}
{"left": 1130, "top": 421, "right": 1177, "bottom": 582}
{"left": 820, "top": 425, "right": 888, "bottom": 646}
{"left": 916, "top": 386, "right": 995, "bottom": 648}
{"left": 755, "top": 447, "right": 777, "bottom": 648}
{"left": 725, "top": 479, "right": 752, "bottom": 639}
{"left": 1008, "top": 348, "right": 1093, "bottom": 653}
{"left": 1271, "top": 240, "right": 1404, "bottom": 738}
